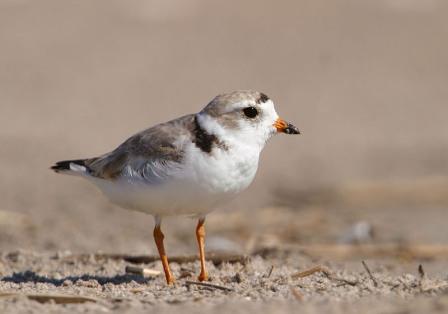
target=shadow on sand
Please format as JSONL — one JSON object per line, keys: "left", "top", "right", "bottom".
{"left": 1, "top": 270, "right": 151, "bottom": 286}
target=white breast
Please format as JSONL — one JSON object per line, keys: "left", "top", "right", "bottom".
{"left": 185, "top": 140, "right": 259, "bottom": 195}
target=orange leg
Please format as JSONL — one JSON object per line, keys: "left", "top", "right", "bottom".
{"left": 196, "top": 218, "right": 208, "bottom": 281}
{"left": 153, "top": 221, "right": 175, "bottom": 284}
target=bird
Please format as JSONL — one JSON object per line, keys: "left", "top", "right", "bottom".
{"left": 51, "top": 90, "right": 300, "bottom": 284}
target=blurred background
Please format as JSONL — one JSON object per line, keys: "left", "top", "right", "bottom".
{"left": 0, "top": 0, "right": 447, "bottom": 255}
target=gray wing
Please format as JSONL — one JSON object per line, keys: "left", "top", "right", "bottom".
{"left": 84, "top": 114, "right": 195, "bottom": 182}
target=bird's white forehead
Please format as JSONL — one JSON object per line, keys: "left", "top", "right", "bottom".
{"left": 261, "top": 99, "right": 279, "bottom": 119}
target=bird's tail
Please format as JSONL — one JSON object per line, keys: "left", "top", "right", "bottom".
{"left": 50, "top": 159, "right": 91, "bottom": 176}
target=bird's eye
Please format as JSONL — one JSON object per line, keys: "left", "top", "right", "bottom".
{"left": 243, "top": 106, "right": 259, "bottom": 118}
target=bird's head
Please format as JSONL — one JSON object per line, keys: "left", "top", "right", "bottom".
{"left": 197, "top": 90, "right": 299, "bottom": 150}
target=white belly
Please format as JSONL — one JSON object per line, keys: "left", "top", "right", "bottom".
{"left": 90, "top": 142, "right": 260, "bottom": 217}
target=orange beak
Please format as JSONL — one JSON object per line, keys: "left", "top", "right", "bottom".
{"left": 274, "top": 118, "right": 300, "bottom": 134}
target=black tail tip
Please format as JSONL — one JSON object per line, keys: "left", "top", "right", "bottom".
{"left": 51, "top": 159, "right": 86, "bottom": 172}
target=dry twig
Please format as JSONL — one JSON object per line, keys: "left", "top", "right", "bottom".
{"left": 418, "top": 264, "right": 426, "bottom": 292}
{"left": 185, "top": 280, "right": 233, "bottom": 292}
{"left": 125, "top": 265, "right": 161, "bottom": 277}
{"left": 266, "top": 265, "right": 274, "bottom": 278}
{"left": 290, "top": 287, "right": 304, "bottom": 301}
{"left": 291, "top": 265, "right": 331, "bottom": 279}
{"left": 362, "top": 260, "right": 378, "bottom": 287}
{"left": 291, "top": 265, "right": 358, "bottom": 286}
{"left": 415, "top": 264, "right": 447, "bottom": 293}
{"left": 418, "top": 264, "right": 425, "bottom": 279}
{"left": 326, "top": 274, "right": 359, "bottom": 286}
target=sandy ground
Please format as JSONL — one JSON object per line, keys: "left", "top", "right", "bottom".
{"left": 1, "top": 0, "right": 448, "bottom": 313}
{"left": 0, "top": 249, "right": 447, "bottom": 314}
{"left": 1, "top": 201, "right": 448, "bottom": 313}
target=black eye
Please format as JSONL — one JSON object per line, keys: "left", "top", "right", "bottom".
{"left": 243, "top": 106, "right": 258, "bottom": 118}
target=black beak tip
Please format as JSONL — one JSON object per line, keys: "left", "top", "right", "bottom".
{"left": 285, "top": 124, "right": 300, "bottom": 135}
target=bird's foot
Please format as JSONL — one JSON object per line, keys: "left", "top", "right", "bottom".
{"left": 198, "top": 271, "right": 209, "bottom": 282}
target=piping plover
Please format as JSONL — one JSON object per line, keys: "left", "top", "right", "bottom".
{"left": 51, "top": 90, "right": 299, "bottom": 284}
